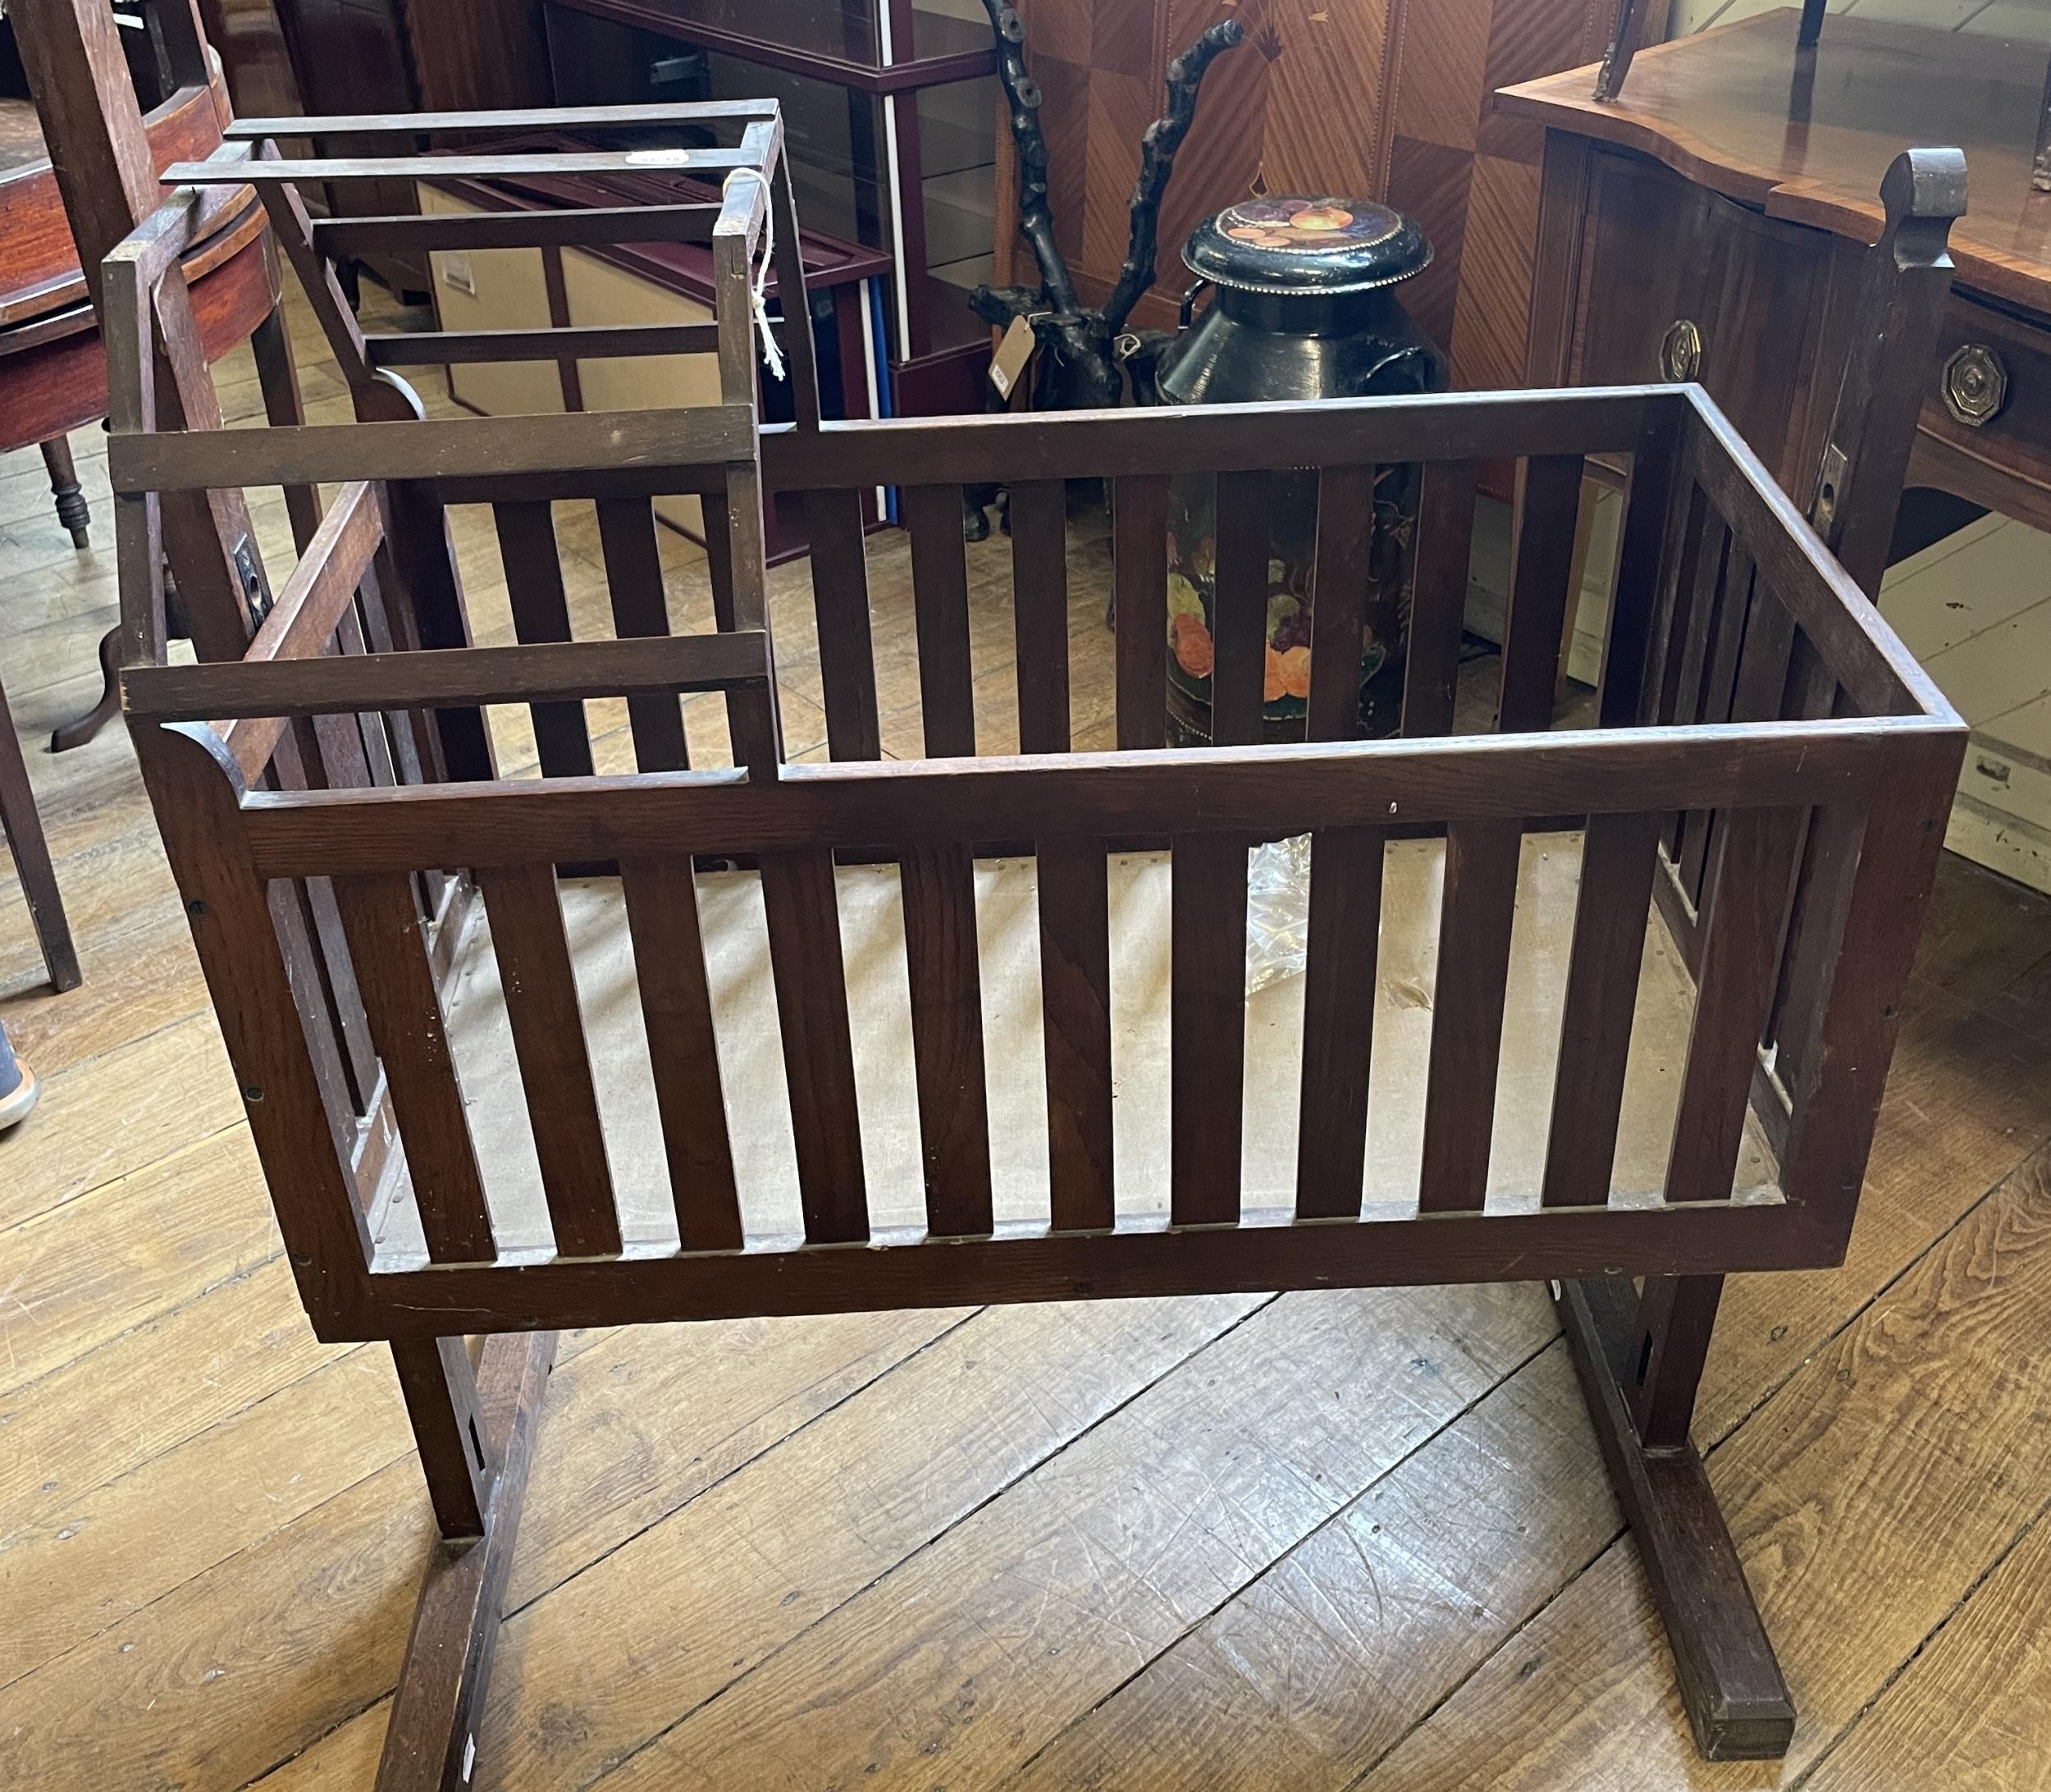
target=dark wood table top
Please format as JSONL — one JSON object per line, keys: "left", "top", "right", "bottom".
{"left": 1499, "top": 7, "right": 2051, "bottom": 316}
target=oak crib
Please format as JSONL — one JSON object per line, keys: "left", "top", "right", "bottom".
{"left": 110, "top": 144, "right": 1966, "bottom": 1786}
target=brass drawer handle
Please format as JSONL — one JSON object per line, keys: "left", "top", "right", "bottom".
{"left": 1660, "top": 318, "right": 1703, "bottom": 382}
{"left": 1942, "top": 342, "right": 2008, "bottom": 427}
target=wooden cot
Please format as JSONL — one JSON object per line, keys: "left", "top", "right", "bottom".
{"left": 108, "top": 118, "right": 1966, "bottom": 1785}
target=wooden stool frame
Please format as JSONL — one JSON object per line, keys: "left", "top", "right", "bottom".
{"left": 112, "top": 153, "right": 1965, "bottom": 1784}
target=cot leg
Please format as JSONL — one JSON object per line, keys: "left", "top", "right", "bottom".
{"left": 1557, "top": 1276, "right": 1794, "bottom": 1762}
{"left": 378, "top": 1332, "right": 556, "bottom": 1791}
{"left": 0, "top": 672, "right": 80, "bottom": 991}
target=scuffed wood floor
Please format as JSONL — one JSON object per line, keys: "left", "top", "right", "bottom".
{"left": 3, "top": 287, "right": 2050, "bottom": 1790}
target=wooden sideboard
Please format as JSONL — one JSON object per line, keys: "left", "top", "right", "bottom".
{"left": 1502, "top": 7, "right": 2051, "bottom": 536}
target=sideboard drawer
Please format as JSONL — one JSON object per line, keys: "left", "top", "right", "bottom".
{"left": 1915, "top": 292, "right": 2051, "bottom": 530}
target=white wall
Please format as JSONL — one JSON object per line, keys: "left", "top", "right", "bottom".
{"left": 1670, "top": 0, "right": 2047, "bottom": 43}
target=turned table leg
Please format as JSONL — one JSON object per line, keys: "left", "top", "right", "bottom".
{"left": 39, "top": 435, "right": 90, "bottom": 550}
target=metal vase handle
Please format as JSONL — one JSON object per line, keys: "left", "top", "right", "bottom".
{"left": 1178, "top": 278, "right": 1213, "bottom": 331}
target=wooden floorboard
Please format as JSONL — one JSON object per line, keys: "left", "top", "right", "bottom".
{"left": 1, "top": 284, "right": 2049, "bottom": 1790}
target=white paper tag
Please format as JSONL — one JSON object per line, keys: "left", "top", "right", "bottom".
{"left": 989, "top": 313, "right": 1037, "bottom": 399}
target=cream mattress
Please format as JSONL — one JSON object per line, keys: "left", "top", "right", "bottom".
{"left": 377, "top": 832, "right": 1778, "bottom": 1261}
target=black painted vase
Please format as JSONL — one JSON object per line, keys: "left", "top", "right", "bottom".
{"left": 1153, "top": 195, "right": 1446, "bottom": 742}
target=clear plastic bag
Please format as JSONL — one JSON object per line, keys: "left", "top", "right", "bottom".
{"left": 1245, "top": 834, "right": 1313, "bottom": 994}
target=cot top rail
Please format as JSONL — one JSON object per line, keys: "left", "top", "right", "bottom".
{"left": 167, "top": 114, "right": 780, "bottom": 191}
{"left": 108, "top": 388, "right": 1664, "bottom": 497}
{"left": 107, "top": 405, "right": 760, "bottom": 493}
{"left": 759, "top": 387, "right": 1683, "bottom": 487}
{"left": 198, "top": 715, "right": 1942, "bottom": 879}
{"left": 1683, "top": 394, "right": 1955, "bottom": 726}
{"left": 222, "top": 100, "right": 783, "bottom": 140}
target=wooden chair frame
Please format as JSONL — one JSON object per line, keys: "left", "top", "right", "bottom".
{"left": 111, "top": 149, "right": 1966, "bottom": 1785}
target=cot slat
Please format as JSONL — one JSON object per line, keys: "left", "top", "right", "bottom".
{"left": 1402, "top": 459, "right": 1480, "bottom": 737}
{"left": 1498, "top": 454, "right": 1587, "bottom": 733}
{"left": 1008, "top": 479, "right": 1071, "bottom": 752}
{"left": 1210, "top": 471, "right": 1270, "bottom": 747}
{"left": 1306, "top": 464, "right": 1375, "bottom": 743}
{"left": 478, "top": 863, "right": 619, "bottom": 1257}
{"left": 1598, "top": 414, "right": 1685, "bottom": 729}
{"left": 803, "top": 487, "right": 883, "bottom": 761}
{"left": 760, "top": 847, "right": 868, "bottom": 1242}
{"left": 593, "top": 497, "right": 691, "bottom": 772}
{"left": 1112, "top": 473, "right": 1169, "bottom": 750}
{"left": 1678, "top": 542, "right": 1758, "bottom": 899}
{"left": 1418, "top": 820, "right": 1523, "bottom": 1213}
{"left": 1541, "top": 811, "right": 1662, "bottom": 1207}
{"left": 619, "top": 856, "right": 742, "bottom": 1251}
{"left": 1667, "top": 805, "right": 1807, "bottom": 1205}
{"left": 492, "top": 501, "right": 592, "bottom": 777}
{"left": 298, "top": 875, "right": 379, "bottom": 1113}
{"left": 1172, "top": 832, "right": 1248, "bottom": 1224}
{"left": 1295, "top": 827, "right": 1384, "bottom": 1218}
{"left": 1649, "top": 481, "right": 1713, "bottom": 729}
{"left": 335, "top": 871, "right": 496, "bottom": 1261}
{"left": 900, "top": 844, "right": 994, "bottom": 1236}
{"left": 901, "top": 482, "right": 977, "bottom": 757}
{"left": 1660, "top": 513, "right": 1730, "bottom": 857}
{"left": 1728, "top": 583, "right": 1799, "bottom": 725}
{"left": 1037, "top": 836, "right": 1115, "bottom": 1232}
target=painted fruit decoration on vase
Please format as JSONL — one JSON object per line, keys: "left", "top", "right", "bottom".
{"left": 1154, "top": 197, "right": 1446, "bottom": 742}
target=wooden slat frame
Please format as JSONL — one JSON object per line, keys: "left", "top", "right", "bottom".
{"left": 1210, "top": 472, "right": 1271, "bottom": 747}
{"left": 592, "top": 498, "right": 692, "bottom": 773}
{"left": 1007, "top": 480, "right": 1071, "bottom": 753}
{"left": 495, "top": 502, "right": 594, "bottom": 779}
{"left": 1417, "top": 820, "right": 1524, "bottom": 1213}
{"left": 335, "top": 871, "right": 496, "bottom": 1264}
{"left": 349, "top": 1200, "right": 1830, "bottom": 1337}
{"left": 313, "top": 204, "right": 723, "bottom": 257}
{"left": 1037, "top": 836, "right": 1115, "bottom": 1232}
{"left": 900, "top": 483, "right": 977, "bottom": 757}
{"left": 110, "top": 405, "right": 758, "bottom": 494}
{"left": 233, "top": 720, "right": 1929, "bottom": 880}
{"left": 1665, "top": 805, "right": 1808, "bottom": 1206}
{"left": 478, "top": 863, "right": 622, "bottom": 1257}
{"left": 1112, "top": 474, "right": 1170, "bottom": 750}
{"left": 226, "top": 99, "right": 780, "bottom": 139}
{"left": 762, "top": 388, "right": 1677, "bottom": 491}
{"left": 759, "top": 848, "right": 868, "bottom": 1244}
{"left": 366, "top": 322, "right": 721, "bottom": 367}
{"left": 1401, "top": 459, "right": 1481, "bottom": 738}
{"left": 1499, "top": 454, "right": 1588, "bottom": 733}
{"left": 900, "top": 846, "right": 994, "bottom": 1236}
{"left": 1305, "top": 466, "right": 1376, "bottom": 743}
{"left": 165, "top": 148, "right": 770, "bottom": 183}
{"left": 619, "top": 857, "right": 742, "bottom": 1251}
{"left": 1294, "top": 827, "right": 1384, "bottom": 1218}
{"left": 1171, "top": 833, "right": 1249, "bottom": 1225}
{"left": 1541, "top": 811, "right": 1663, "bottom": 1207}
{"left": 141, "top": 634, "right": 768, "bottom": 730}
{"left": 803, "top": 487, "right": 883, "bottom": 760}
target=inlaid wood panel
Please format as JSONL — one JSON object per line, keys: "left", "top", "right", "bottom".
{"left": 1006, "top": 0, "right": 1637, "bottom": 391}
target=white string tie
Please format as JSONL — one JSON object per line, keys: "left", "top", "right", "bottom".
{"left": 722, "top": 167, "right": 786, "bottom": 382}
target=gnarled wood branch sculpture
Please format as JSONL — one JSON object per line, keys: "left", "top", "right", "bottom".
{"left": 971, "top": 2, "right": 1242, "bottom": 412}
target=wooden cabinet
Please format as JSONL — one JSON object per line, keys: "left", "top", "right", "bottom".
{"left": 1506, "top": 11, "right": 2051, "bottom": 528}
{"left": 1528, "top": 141, "right": 1852, "bottom": 508}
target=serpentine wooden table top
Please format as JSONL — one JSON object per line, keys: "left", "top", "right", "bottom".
{"left": 1500, "top": 7, "right": 2051, "bottom": 318}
